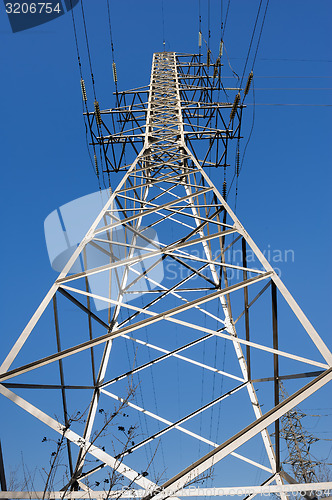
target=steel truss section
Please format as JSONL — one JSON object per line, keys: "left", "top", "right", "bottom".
{"left": 86, "top": 53, "right": 243, "bottom": 174}
{"left": 0, "top": 52, "right": 331, "bottom": 498}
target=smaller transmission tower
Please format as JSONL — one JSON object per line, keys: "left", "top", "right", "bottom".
{"left": 280, "top": 382, "right": 321, "bottom": 483}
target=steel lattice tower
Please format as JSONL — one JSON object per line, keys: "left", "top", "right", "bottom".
{"left": 0, "top": 52, "right": 331, "bottom": 498}
{"left": 279, "top": 382, "right": 320, "bottom": 483}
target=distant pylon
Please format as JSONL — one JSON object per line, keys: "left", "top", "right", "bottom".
{"left": 0, "top": 52, "right": 331, "bottom": 498}
{"left": 279, "top": 381, "right": 321, "bottom": 483}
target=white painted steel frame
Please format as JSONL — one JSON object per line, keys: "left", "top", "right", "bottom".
{"left": 0, "top": 52, "right": 331, "bottom": 496}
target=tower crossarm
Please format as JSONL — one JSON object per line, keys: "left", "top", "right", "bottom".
{"left": 87, "top": 52, "right": 243, "bottom": 173}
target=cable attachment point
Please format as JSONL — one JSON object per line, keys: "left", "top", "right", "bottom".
{"left": 112, "top": 62, "right": 118, "bottom": 84}
{"left": 207, "top": 49, "right": 211, "bottom": 67}
{"left": 80, "top": 78, "right": 87, "bottom": 102}
{"left": 94, "top": 100, "right": 102, "bottom": 126}
{"left": 230, "top": 93, "right": 241, "bottom": 121}
{"left": 244, "top": 71, "right": 253, "bottom": 96}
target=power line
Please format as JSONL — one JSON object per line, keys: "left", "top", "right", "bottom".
{"left": 239, "top": 0, "right": 263, "bottom": 88}
{"left": 161, "top": 0, "right": 166, "bottom": 51}
{"left": 222, "top": 0, "right": 230, "bottom": 39}
{"left": 69, "top": 0, "right": 101, "bottom": 188}
{"left": 80, "top": 0, "right": 97, "bottom": 100}
{"left": 208, "top": 0, "right": 211, "bottom": 50}
{"left": 228, "top": 76, "right": 256, "bottom": 194}
{"left": 251, "top": 0, "right": 270, "bottom": 71}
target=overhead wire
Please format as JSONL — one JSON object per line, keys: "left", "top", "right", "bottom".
{"left": 81, "top": 0, "right": 109, "bottom": 188}
{"left": 140, "top": 294, "right": 167, "bottom": 474}
{"left": 251, "top": 0, "right": 270, "bottom": 72}
{"left": 198, "top": 0, "right": 202, "bottom": 55}
{"left": 208, "top": 0, "right": 211, "bottom": 51}
{"left": 231, "top": 0, "right": 269, "bottom": 210}
{"left": 239, "top": 0, "right": 269, "bottom": 178}
{"left": 106, "top": 0, "right": 119, "bottom": 92}
{"left": 228, "top": 0, "right": 270, "bottom": 201}
{"left": 161, "top": 0, "right": 166, "bottom": 51}
{"left": 222, "top": 0, "right": 230, "bottom": 39}
{"left": 80, "top": 0, "right": 97, "bottom": 100}
{"left": 222, "top": 43, "right": 240, "bottom": 82}
{"left": 69, "top": 0, "right": 101, "bottom": 189}
{"left": 228, "top": 77, "right": 255, "bottom": 195}
{"left": 239, "top": 0, "right": 263, "bottom": 89}
{"left": 220, "top": 0, "right": 222, "bottom": 39}
{"left": 198, "top": 318, "right": 207, "bottom": 459}
{"left": 124, "top": 339, "right": 153, "bottom": 471}
{"left": 106, "top": 0, "right": 119, "bottom": 187}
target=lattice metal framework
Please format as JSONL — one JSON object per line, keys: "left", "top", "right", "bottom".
{"left": 0, "top": 52, "right": 331, "bottom": 498}
{"left": 279, "top": 382, "right": 320, "bottom": 483}
{"left": 86, "top": 51, "right": 242, "bottom": 178}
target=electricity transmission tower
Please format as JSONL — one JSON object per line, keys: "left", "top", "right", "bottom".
{"left": 279, "top": 382, "right": 321, "bottom": 483}
{"left": 0, "top": 51, "right": 331, "bottom": 498}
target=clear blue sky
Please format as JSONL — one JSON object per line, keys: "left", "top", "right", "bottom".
{"left": 0, "top": 0, "right": 331, "bottom": 491}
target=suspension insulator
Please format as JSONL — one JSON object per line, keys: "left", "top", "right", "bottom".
{"left": 80, "top": 78, "right": 87, "bottom": 102}
{"left": 229, "top": 92, "right": 241, "bottom": 121}
{"left": 236, "top": 148, "right": 240, "bottom": 177}
{"left": 219, "top": 40, "right": 223, "bottom": 57}
{"left": 216, "top": 57, "right": 221, "bottom": 67}
{"left": 222, "top": 180, "right": 227, "bottom": 199}
{"left": 94, "top": 154, "right": 99, "bottom": 176}
{"left": 213, "top": 64, "right": 219, "bottom": 79}
{"left": 112, "top": 62, "right": 118, "bottom": 84}
{"left": 198, "top": 31, "right": 202, "bottom": 48}
{"left": 207, "top": 49, "right": 211, "bottom": 67}
{"left": 94, "top": 100, "right": 102, "bottom": 126}
{"left": 244, "top": 71, "right": 253, "bottom": 96}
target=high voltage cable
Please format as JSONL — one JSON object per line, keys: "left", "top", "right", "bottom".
{"left": 208, "top": 0, "right": 211, "bottom": 50}
{"left": 80, "top": 0, "right": 109, "bottom": 188}
{"left": 231, "top": 0, "right": 270, "bottom": 206}
{"left": 106, "top": 0, "right": 118, "bottom": 91}
{"left": 220, "top": 0, "right": 222, "bottom": 40}
{"left": 239, "top": 79, "right": 255, "bottom": 177}
{"left": 69, "top": 0, "right": 101, "bottom": 189}
{"left": 229, "top": 0, "right": 265, "bottom": 208}
{"left": 161, "top": 0, "right": 166, "bottom": 51}
{"left": 227, "top": 78, "right": 256, "bottom": 198}
{"left": 198, "top": 0, "right": 202, "bottom": 55}
{"left": 239, "top": 0, "right": 263, "bottom": 88}
{"left": 251, "top": 0, "right": 270, "bottom": 71}
{"left": 222, "top": 0, "right": 230, "bottom": 39}
{"left": 80, "top": 0, "right": 97, "bottom": 101}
